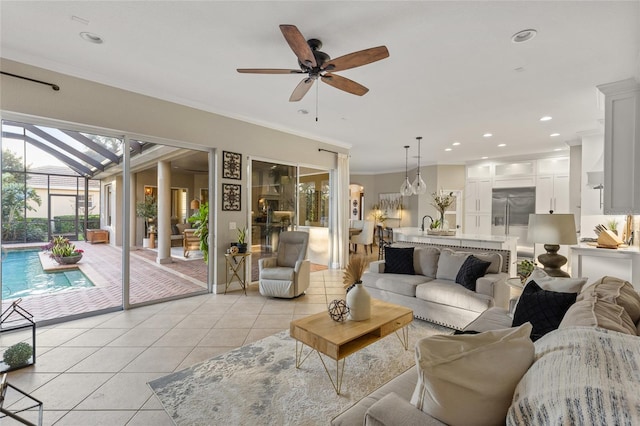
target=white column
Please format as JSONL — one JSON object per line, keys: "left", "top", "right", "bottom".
{"left": 157, "top": 160, "right": 172, "bottom": 264}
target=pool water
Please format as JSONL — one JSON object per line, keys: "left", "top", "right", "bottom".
{"left": 1, "top": 250, "right": 94, "bottom": 300}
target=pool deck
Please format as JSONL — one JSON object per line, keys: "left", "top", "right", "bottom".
{"left": 2, "top": 242, "right": 208, "bottom": 324}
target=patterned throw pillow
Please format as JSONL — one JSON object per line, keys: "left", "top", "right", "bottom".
{"left": 455, "top": 255, "right": 491, "bottom": 291}
{"left": 512, "top": 280, "right": 577, "bottom": 341}
{"left": 384, "top": 247, "right": 415, "bottom": 275}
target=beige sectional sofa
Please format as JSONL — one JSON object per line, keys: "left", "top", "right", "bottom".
{"left": 332, "top": 275, "right": 640, "bottom": 426}
{"left": 361, "top": 244, "right": 510, "bottom": 330}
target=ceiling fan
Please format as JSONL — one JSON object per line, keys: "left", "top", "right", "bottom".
{"left": 237, "top": 24, "right": 389, "bottom": 102}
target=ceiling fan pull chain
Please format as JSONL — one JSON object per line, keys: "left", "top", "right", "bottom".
{"left": 315, "top": 81, "right": 319, "bottom": 122}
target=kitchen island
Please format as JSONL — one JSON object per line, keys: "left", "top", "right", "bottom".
{"left": 393, "top": 227, "right": 518, "bottom": 276}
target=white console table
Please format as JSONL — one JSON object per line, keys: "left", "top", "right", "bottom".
{"left": 570, "top": 244, "right": 640, "bottom": 290}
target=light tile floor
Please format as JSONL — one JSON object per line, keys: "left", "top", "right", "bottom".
{"left": 3, "top": 269, "right": 349, "bottom": 425}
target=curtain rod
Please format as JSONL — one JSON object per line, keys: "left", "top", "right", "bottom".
{"left": 1, "top": 71, "right": 60, "bottom": 91}
{"left": 318, "top": 148, "right": 339, "bottom": 155}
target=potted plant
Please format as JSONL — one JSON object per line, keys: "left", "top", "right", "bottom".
{"left": 236, "top": 226, "right": 248, "bottom": 253}
{"left": 188, "top": 201, "right": 209, "bottom": 262}
{"left": 3, "top": 342, "right": 33, "bottom": 369}
{"left": 42, "top": 235, "right": 84, "bottom": 264}
{"left": 136, "top": 195, "right": 157, "bottom": 247}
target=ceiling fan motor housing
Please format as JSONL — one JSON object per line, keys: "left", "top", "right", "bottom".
{"left": 299, "top": 38, "right": 330, "bottom": 72}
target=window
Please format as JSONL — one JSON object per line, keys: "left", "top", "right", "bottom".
{"left": 78, "top": 194, "right": 94, "bottom": 209}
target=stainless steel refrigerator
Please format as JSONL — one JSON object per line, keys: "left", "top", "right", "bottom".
{"left": 491, "top": 187, "right": 536, "bottom": 259}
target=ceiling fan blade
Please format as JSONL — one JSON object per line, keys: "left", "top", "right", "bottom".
{"left": 289, "top": 78, "right": 315, "bottom": 102}
{"left": 321, "top": 73, "right": 369, "bottom": 96}
{"left": 280, "top": 24, "right": 317, "bottom": 68}
{"left": 323, "top": 46, "right": 389, "bottom": 72}
{"left": 237, "top": 68, "right": 303, "bottom": 74}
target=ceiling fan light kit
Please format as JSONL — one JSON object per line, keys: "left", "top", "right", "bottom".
{"left": 237, "top": 24, "right": 389, "bottom": 102}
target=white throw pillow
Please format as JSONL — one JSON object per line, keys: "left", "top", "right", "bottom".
{"left": 525, "top": 268, "right": 588, "bottom": 293}
{"left": 410, "top": 323, "right": 534, "bottom": 426}
{"left": 435, "top": 249, "right": 469, "bottom": 281}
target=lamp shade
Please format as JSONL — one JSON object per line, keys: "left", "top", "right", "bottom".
{"left": 527, "top": 214, "right": 577, "bottom": 245}
{"left": 190, "top": 199, "right": 200, "bottom": 210}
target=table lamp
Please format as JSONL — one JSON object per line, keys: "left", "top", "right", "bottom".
{"left": 527, "top": 213, "right": 577, "bottom": 277}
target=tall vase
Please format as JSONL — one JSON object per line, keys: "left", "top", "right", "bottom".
{"left": 347, "top": 282, "right": 371, "bottom": 321}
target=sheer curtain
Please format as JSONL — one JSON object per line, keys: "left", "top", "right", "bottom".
{"left": 330, "top": 153, "right": 350, "bottom": 269}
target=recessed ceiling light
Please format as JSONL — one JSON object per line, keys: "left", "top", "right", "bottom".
{"left": 550, "top": 133, "right": 560, "bottom": 137}
{"left": 511, "top": 29, "right": 537, "bottom": 43}
{"left": 483, "top": 133, "right": 492, "bottom": 138}
{"left": 498, "top": 143, "right": 506, "bottom": 147}
{"left": 481, "top": 156, "right": 488, "bottom": 160}
{"left": 540, "top": 116, "right": 552, "bottom": 122}
{"left": 79, "top": 32, "right": 103, "bottom": 44}
{"left": 452, "top": 142, "right": 461, "bottom": 146}
{"left": 445, "top": 148, "right": 452, "bottom": 152}
{"left": 297, "top": 109, "right": 308, "bottom": 115}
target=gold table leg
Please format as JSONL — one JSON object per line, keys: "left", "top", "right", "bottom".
{"left": 295, "top": 341, "right": 346, "bottom": 395}
{"left": 394, "top": 325, "right": 410, "bottom": 350}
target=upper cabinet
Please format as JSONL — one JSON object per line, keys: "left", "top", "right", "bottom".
{"left": 598, "top": 78, "right": 640, "bottom": 214}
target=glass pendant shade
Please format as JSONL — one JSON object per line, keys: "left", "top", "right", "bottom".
{"left": 399, "top": 145, "right": 414, "bottom": 196}
{"left": 412, "top": 173, "right": 427, "bottom": 195}
{"left": 400, "top": 176, "right": 413, "bottom": 196}
{"left": 411, "top": 136, "right": 427, "bottom": 195}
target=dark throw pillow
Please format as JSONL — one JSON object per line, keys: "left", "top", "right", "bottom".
{"left": 512, "top": 280, "right": 577, "bottom": 341}
{"left": 455, "top": 255, "right": 491, "bottom": 291}
{"left": 384, "top": 247, "right": 415, "bottom": 275}
{"left": 171, "top": 225, "right": 180, "bottom": 235}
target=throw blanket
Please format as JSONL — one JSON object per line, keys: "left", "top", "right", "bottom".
{"left": 507, "top": 326, "right": 640, "bottom": 425}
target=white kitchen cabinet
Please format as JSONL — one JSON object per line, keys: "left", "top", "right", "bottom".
{"left": 465, "top": 213, "right": 491, "bottom": 235}
{"left": 598, "top": 78, "right": 640, "bottom": 214}
{"left": 536, "top": 175, "right": 569, "bottom": 213}
{"left": 465, "top": 179, "right": 492, "bottom": 214}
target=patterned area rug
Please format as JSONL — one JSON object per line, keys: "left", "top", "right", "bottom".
{"left": 149, "top": 320, "right": 452, "bottom": 425}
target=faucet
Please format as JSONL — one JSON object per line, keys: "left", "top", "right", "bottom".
{"left": 421, "top": 215, "right": 434, "bottom": 232}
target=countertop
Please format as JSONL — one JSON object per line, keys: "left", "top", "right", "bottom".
{"left": 393, "top": 228, "right": 518, "bottom": 243}
{"left": 571, "top": 243, "right": 640, "bottom": 254}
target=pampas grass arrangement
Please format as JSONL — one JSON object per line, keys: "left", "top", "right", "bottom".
{"left": 343, "top": 255, "right": 367, "bottom": 289}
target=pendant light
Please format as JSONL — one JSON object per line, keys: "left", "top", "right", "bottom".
{"left": 400, "top": 145, "right": 413, "bottom": 196}
{"left": 411, "top": 136, "right": 427, "bottom": 195}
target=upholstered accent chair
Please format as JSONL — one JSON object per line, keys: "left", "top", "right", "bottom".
{"left": 351, "top": 220, "right": 375, "bottom": 254}
{"left": 259, "top": 231, "right": 310, "bottom": 298}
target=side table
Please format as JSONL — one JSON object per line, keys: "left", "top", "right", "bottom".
{"left": 224, "top": 252, "right": 251, "bottom": 295}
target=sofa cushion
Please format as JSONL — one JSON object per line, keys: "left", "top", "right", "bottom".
{"left": 463, "top": 307, "right": 512, "bottom": 333}
{"left": 175, "top": 223, "right": 189, "bottom": 234}
{"left": 384, "top": 247, "right": 415, "bottom": 275}
{"left": 435, "top": 249, "right": 470, "bottom": 281}
{"left": 507, "top": 327, "right": 640, "bottom": 425}
{"left": 259, "top": 266, "right": 294, "bottom": 281}
{"left": 455, "top": 255, "right": 491, "bottom": 291}
{"left": 411, "top": 323, "right": 534, "bottom": 426}
{"left": 364, "top": 273, "right": 431, "bottom": 297}
{"left": 365, "top": 393, "right": 447, "bottom": 426}
{"left": 413, "top": 247, "right": 440, "bottom": 278}
{"left": 512, "top": 280, "right": 577, "bottom": 341}
{"left": 525, "top": 268, "right": 587, "bottom": 293}
{"left": 559, "top": 297, "right": 637, "bottom": 335}
{"left": 578, "top": 276, "right": 640, "bottom": 323}
{"left": 416, "top": 280, "right": 493, "bottom": 313}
